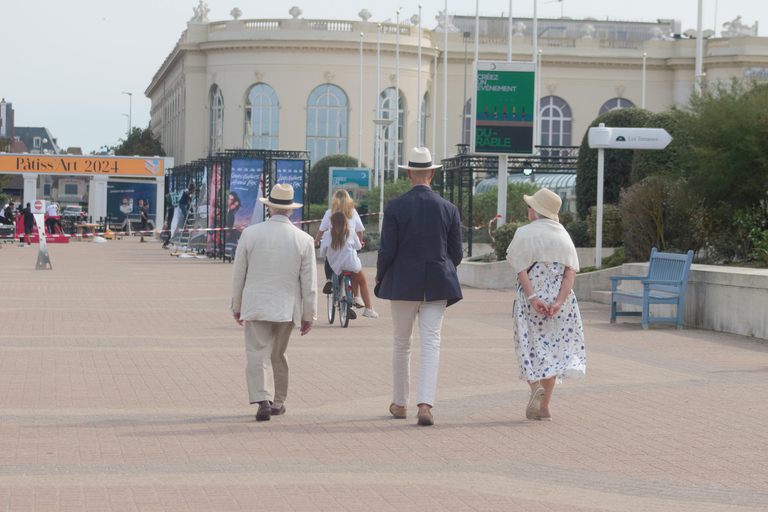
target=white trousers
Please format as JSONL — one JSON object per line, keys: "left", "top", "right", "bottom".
{"left": 390, "top": 300, "right": 447, "bottom": 407}
{"left": 244, "top": 320, "right": 294, "bottom": 407}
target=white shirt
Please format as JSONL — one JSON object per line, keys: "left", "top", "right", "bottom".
{"left": 322, "top": 230, "right": 362, "bottom": 275}
{"left": 46, "top": 204, "right": 58, "bottom": 216}
{"left": 318, "top": 209, "right": 364, "bottom": 247}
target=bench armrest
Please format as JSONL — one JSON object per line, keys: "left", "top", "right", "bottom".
{"left": 610, "top": 275, "right": 644, "bottom": 292}
{"left": 641, "top": 279, "right": 682, "bottom": 286}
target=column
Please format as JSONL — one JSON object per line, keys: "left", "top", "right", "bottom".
{"left": 88, "top": 175, "right": 109, "bottom": 222}
{"left": 22, "top": 173, "right": 38, "bottom": 206}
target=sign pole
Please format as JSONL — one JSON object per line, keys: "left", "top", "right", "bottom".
{"left": 596, "top": 147, "right": 604, "bottom": 269}
{"left": 31, "top": 200, "right": 52, "bottom": 270}
{"left": 497, "top": 155, "right": 508, "bottom": 227}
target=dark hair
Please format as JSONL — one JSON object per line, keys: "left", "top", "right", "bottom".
{"left": 188, "top": 183, "right": 196, "bottom": 191}
{"left": 229, "top": 191, "right": 240, "bottom": 203}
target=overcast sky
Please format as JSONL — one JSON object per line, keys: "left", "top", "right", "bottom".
{"left": 2, "top": 0, "right": 764, "bottom": 154}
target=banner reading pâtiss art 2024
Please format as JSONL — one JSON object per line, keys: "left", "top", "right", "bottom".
{"left": 226, "top": 159, "right": 264, "bottom": 258}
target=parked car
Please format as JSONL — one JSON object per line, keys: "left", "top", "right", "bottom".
{"left": 61, "top": 206, "right": 86, "bottom": 218}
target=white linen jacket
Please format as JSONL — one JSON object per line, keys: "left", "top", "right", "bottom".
{"left": 230, "top": 215, "right": 317, "bottom": 327}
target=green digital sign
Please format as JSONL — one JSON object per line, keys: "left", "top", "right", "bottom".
{"left": 473, "top": 61, "right": 536, "bottom": 155}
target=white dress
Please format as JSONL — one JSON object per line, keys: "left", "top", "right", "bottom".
{"left": 513, "top": 261, "right": 586, "bottom": 383}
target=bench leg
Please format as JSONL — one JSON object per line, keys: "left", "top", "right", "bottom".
{"left": 676, "top": 301, "right": 684, "bottom": 329}
{"left": 610, "top": 297, "right": 617, "bottom": 323}
{"left": 642, "top": 301, "right": 649, "bottom": 330}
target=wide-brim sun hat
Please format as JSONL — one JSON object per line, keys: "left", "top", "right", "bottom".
{"left": 397, "top": 147, "right": 442, "bottom": 171}
{"left": 524, "top": 188, "right": 562, "bottom": 222}
{"left": 259, "top": 183, "right": 303, "bottom": 210}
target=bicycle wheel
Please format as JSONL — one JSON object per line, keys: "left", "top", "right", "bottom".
{"left": 339, "top": 274, "right": 352, "bottom": 328}
{"left": 328, "top": 274, "right": 338, "bottom": 324}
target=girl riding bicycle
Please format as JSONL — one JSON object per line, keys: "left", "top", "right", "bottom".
{"left": 323, "top": 211, "right": 378, "bottom": 318}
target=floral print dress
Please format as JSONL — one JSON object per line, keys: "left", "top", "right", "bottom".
{"left": 514, "top": 262, "right": 586, "bottom": 383}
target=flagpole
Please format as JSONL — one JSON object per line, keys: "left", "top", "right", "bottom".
{"left": 417, "top": 4, "right": 422, "bottom": 146}
{"left": 395, "top": 9, "right": 401, "bottom": 181}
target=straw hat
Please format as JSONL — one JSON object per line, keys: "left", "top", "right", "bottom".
{"left": 397, "top": 147, "right": 442, "bottom": 171}
{"left": 524, "top": 188, "right": 562, "bottom": 222}
{"left": 259, "top": 183, "right": 303, "bottom": 210}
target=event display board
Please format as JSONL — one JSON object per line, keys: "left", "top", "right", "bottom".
{"left": 208, "top": 163, "right": 222, "bottom": 255}
{"left": 189, "top": 166, "right": 209, "bottom": 251}
{"left": 1, "top": 154, "right": 164, "bottom": 176}
{"left": 226, "top": 159, "right": 264, "bottom": 257}
{"left": 276, "top": 160, "right": 305, "bottom": 224}
{"left": 328, "top": 167, "right": 372, "bottom": 209}
{"left": 472, "top": 61, "right": 536, "bottom": 155}
{"left": 106, "top": 181, "right": 157, "bottom": 227}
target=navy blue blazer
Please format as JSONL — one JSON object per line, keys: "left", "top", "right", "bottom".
{"left": 375, "top": 185, "right": 463, "bottom": 306}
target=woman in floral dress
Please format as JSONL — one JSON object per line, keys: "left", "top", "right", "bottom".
{"left": 506, "top": 188, "right": 586, "bottom": 421}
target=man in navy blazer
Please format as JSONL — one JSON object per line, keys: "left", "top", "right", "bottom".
{"left": 375, "top": 147, "right": 463, "bottom": 426}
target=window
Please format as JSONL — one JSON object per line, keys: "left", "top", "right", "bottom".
{"left": 33, "top": 137, "right": 41, "bottom": 148}
{"left": 43, "top": 184, "right": 51, "bottom": 196}
{"left": 375, "top": 87, "right": 406, "bottom": 173}
{"left": 462, "top": 99, "right": 472, "bottom": 145}
{"left": 244, "top": 83, "right": 279, "bottom": 150}
{"left": 209, "top": 85, "right": 224, "bottom": 156}
{"left": 419, "top": 92, "right": 429, "bottom": 147}
{"left": 64, "top": 184, "right": 78, "bottom": 195}
{"left": 306, "top": 84, "right": 349, "bottom": 162}
{"left": 539, "top": 96, "right": 572, "bottom": 147}
{"left": 599, "top": 98, "right": 635, "bottom": 116}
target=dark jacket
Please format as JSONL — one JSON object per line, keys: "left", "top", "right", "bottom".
{"left": 375, "top": 185, "right": 463, "bottom": 306}
{"left": 21, "top": 207, "right": 34, "bottom": 227}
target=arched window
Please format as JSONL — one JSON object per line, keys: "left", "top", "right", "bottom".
{"left": 539, "top": 96, "right": 572, "bottom": 147}
{"left": 599, "top": 97, "right": 635, "bottom": 116}
{"left": 462, "top": 99, "right": 472, "bottom": 145}
{"left": 419, "top": 92, "right": 429, "bottom": 148}
{"left": 209, "top": 85, "right": 224, "bottom": 156}
{"left": 244, "top": 83, "right": 279, "bottom": 150}
{"left": 306, "top": 84, "right": 349, "bottom": 162}
{"left": 375, "top": 88, "right": 405, "bottom": 173}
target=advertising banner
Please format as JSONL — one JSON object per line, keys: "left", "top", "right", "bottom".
{"left": 208, "top": 163, "right": 222, "bottom": 255}
{"left": 328, "top": 167, "right": 371, "bottom": 209}
{"left": 472, "top": 61, "right": 536, "bottom": 155}
{"left": 106, "top": 181, "right": 157, "bottom": 229}
{"left": 1, "top": 154, "right": 164, "bottom": 176}
{"left": 275, "top": 159, "right": 305, "bottom": 224}
{"left": 226, "top": 159, "right": 264, "bottom": 257}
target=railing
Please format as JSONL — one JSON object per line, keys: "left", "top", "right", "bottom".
{"left": 307, "top": 20, "right": 353, "bottom": 32}
{"left": 208, "top": 21, "right": 227, "bottom": 32}
{"left": 600, "top": 39, "right": 643, "bottom": 50}
{"left": 478, "top": 34, "right": 506, "bottom": 45}
{"left": 707, "top": 39, "right": 730, "bottom": 48}
{"left": 380, "top": 23, "right": 411, "bottom": 36}
{"left": 244, "top": 20, "right": 281, "bottom": 30}
{"left": 540, "top": 37, "right": 576, "bottom": 48}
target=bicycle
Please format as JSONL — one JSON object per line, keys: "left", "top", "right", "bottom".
{"left": 326, "top": 270, "right": 354, "bottom": 328}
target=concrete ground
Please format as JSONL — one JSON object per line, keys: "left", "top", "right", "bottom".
{"left": 1, "top": 237, "right": 767, "bottom": 511}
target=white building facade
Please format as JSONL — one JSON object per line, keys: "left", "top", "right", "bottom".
{"left": 145, "top": 10, "right": 767, "bottom": 167}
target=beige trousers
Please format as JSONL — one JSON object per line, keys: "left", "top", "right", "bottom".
{"left": 244, "top": 320, "right": 294, "bottom": 407}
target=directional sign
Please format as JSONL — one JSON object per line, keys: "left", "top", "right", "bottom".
{"left": 588, "top": 127, "right": 672, "bottom": 150}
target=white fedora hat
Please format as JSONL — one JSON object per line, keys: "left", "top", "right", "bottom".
{"left": 524, "top": 188, "right": 562, "bottom": 222}
{"left": 259, "top": 183, "right": 303, "bottom": 210}
{"left": 397, "top": 147, "right": 442, "bottom": 171}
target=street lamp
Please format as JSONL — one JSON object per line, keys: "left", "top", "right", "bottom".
{"left": 122, "top": 92, "right": 132, "bottom": 137}
{"left": 121, "top": 114, "right": 130, "bottom": 138}
{"left": 373, "top": 117, "right": 395, "bottom": 232}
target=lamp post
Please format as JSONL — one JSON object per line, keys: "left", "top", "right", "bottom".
{"left": 374, "top": 118, "right": 395, "bottom": 232}
{"left": 414, "top": 6, "right": 422, "bottom": 147}
{"left": 463, "top": 31, "right": 470, "bottom": 144}
{"left": 122, "top": 92, "right": 132, "bottom": 137}
{"left": 642, "top": 52, "right": 647, "bottom": 108}
{"left": 395, "top": 8, "right": 400, "bottom": 181}
{"left": 358, "top": 32, "right": 364, "bottom": 167}
{"left": 121, "top": 114, "right": 129, "bottom": 139}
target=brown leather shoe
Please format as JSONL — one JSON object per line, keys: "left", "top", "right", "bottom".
{"left": 417, "top": 408, "right": 434, "bottom": 426}
{"left": 536, "top": 407, "right": 552, "bottom": 421}
{"left": 255, "top": 401, "right": 271, "bottom": 421}
{"left": 526, "top": 385, "right": 545, "bottom": 420}
{"left": 389, "top": 402, "right": 407, "bottom": 419}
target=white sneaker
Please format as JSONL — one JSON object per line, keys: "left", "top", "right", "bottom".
{"left": 353, "top": 296, "right": 365, "bottom": 308}
{"left": 362, "top": 308, "right": 379, "bottom": 318}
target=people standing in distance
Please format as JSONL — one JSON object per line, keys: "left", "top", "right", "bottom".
{"left": 178, "top": 183, "right": 196, "bottom": 225}
{"left": 21, "top": 203, "right": 35, "bottom": 244}
{"left": 506, "top": 188, "right": 586, "bottom": 421}
{"left": 375, "top": 147, "right": 464, "bottom": 426}
{"left": 230, "top": 184, "right": 317, "bottom": 422}
{"left": 45, "top": 203, "right": 61, "bottom": 234}
{"left": 162, "top": 194, "right": 174, "bottom": 249}
{"left": 322, "top": 211, "right": 378, "bottom": 318}
{"left": 139, "top": 200, "right": 149, "bottom": 243}
{"left": 2, "top": 202, "right": 14, "bottom": 226}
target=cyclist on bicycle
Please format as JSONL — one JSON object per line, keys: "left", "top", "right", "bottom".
{"left": 322, "top": 211, "right": 379, "bottom": 318}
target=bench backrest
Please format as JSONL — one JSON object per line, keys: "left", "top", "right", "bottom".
{"left": 645, "top": 248, "right": 694, "bottom": 294}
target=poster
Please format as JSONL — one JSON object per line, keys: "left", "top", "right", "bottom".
{"left": 106, "top": 181, "right": 157, "bottom": 229}
{"left": 473, "top": 61, "right": 536, "bottom": 155}
{"left": 208, "top": 163, "right": 221, "bottom": 255}
{"left": 275, "top": 159, "right": 305, "bottom": 224}
{"left": 226, "top": 159, "right": 264, "bottom": 257}
{"left": 328, "top": 167, "right": 371, "bottom": 209}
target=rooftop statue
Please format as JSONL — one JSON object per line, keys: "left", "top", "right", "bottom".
{"left": 189, "top": 1, "right": 210, "bottom": 23}
{"left": 435, "top": 10, "right": 460, "bottom": 33}
{"left": 721, "top": 16, "right": 756, "bottom": 37}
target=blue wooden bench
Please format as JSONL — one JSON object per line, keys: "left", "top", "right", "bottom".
{"left": 610, "top": 248, "right": 694, "bottom": 329}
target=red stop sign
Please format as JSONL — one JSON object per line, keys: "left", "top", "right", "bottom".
{"left": 34, "top": 200, "right": 44, "bottom": 210}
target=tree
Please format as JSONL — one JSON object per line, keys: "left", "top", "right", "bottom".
{"left": 630, "top": 109, "right": 693, "bottom": 183}
{"left": 110, "top": 125, "right": 165, "bottom": 157}
{"left": 575, "top": 107, "right": 654, "bottom": 218}
{"left": 308, "top": 154, "right": 367, "bottom": 205}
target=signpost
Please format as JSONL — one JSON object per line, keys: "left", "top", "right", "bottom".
{"left": 472, "top": 61, "right": 536, "bottom": 227}
{"left": 328, "top": 167, "right": 372, "bottom": 209}
{"left": 588, "top": 124, "right": 673, "bottom": 268}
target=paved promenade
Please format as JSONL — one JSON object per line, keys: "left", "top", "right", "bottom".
{"left": 1, "top": 238, "right": 767, "bottom": 511}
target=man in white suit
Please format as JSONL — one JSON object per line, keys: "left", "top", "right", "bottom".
{"left": 231, "top": 184, "right": 317, "bottom": 421}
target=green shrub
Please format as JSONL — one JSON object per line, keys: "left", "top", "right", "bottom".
{"left": 567, "top": 219, "right": 591, "bottom": 247}
{"left": 631, "top": 109, "right": 692, "bottom": 183}
{"left": 472, "top": 181, "right": 540, "bottom": 227}
{"left": 575, "top": 107, "right": 654, "bottom": 218}
{"left": 493, "top": 222, "right": 525, "bottom": 262}
{"left": 364, "top": 179, "right": 414, "bottom": 215}
{"left": 587, "top": 204, "right": 623, "bottom": 247}
{"left": 362, "top": 231, "right": 380, "bottom": 252}
{"left": 559, "top": 211, "right": 575, "bottom": 229}
{"left": 308, "top": 154, "right": 367, "bottom": 205}
{"left": 601, "top": 246, "right": 626, "bottom": 267}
